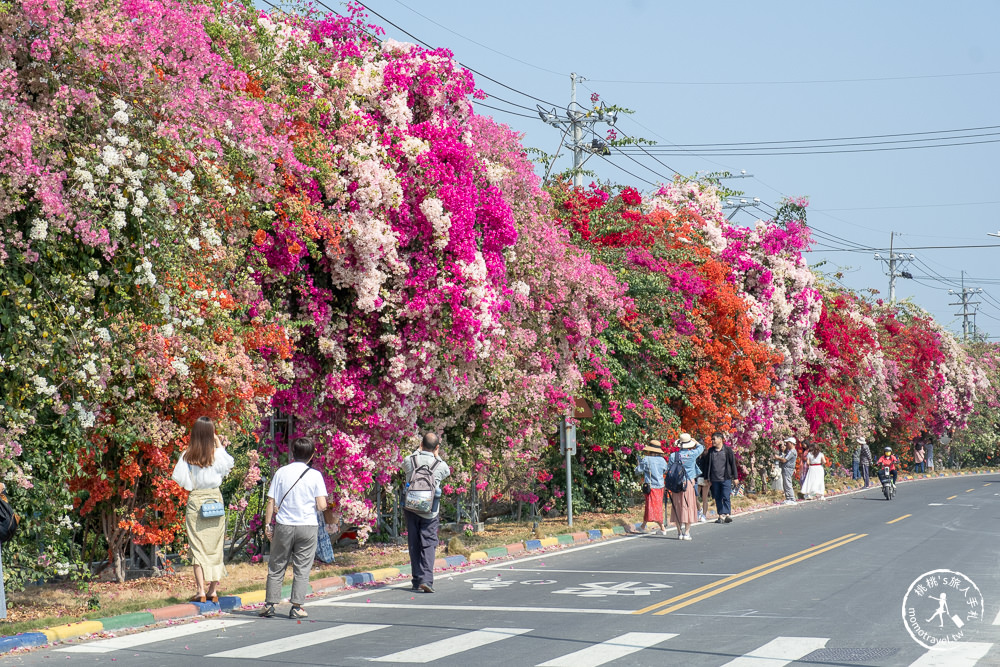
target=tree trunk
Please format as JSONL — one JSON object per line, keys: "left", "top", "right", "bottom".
{"left": 101, "top": 509, "right": 130, "bottom": 583}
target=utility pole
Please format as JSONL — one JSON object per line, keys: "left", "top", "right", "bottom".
{"left": 537, "top": 73, "right": 618, "bottom": 188}
{"left": 949, "top": 271, "right": 982, "bottom": 342}
{"left": 873, "top": 232, "right": 915, "bottom": 304}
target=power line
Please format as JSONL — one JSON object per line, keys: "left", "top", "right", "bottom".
{"left": 351, "top": 0, "right": 561, "bottom": 108}
{"left": 475, "top": 102, "right": 537, "bottom": 119}
{"left": 587, "top": 70, "right": 1000, "bottom": 86}
{"left": 618, "top": 129, "right": 1000, "bottom": 152}
{"left": 594, "top": 153, "right": 657, "bottom": 187}
{"left": 614, "top": 137, "right": 1000, "bottom": 156}
{"left": 614, "top": 123, "right": 1000, "bottom": 149}
{"left": 814, "top": 199, "right": 1000, "bottom": 212}
{"left": 386, "top": 0, "right": 564, "bottom": 76}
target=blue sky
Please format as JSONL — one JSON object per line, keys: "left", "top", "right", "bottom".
{"left": 320, "top": 1, "right": 1000, "bottom": 338}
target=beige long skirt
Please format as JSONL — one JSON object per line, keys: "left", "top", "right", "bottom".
{"left": 669, "top": 483, "right": 698, "bottom": 526}
{"left": 186, "top": 488, "right": 227, "bottom": 582}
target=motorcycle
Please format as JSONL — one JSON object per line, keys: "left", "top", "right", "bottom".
{"left": 877, "top": 466, "right": 895, "bottom": 500}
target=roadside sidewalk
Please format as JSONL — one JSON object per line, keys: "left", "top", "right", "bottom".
{"left": 2, "top": 466, "right": 995, "bottom": 654}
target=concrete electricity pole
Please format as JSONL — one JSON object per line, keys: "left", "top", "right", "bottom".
{"left": 949, "top": 271, "right": 982, "bottom": 342}
{"left": 873, "top": 232, "right": 915, "bottom": 304}
{"left": 537, "top": 73, "right": 618, "bottom": 187}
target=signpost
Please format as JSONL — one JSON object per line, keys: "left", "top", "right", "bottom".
{"left": 559, "top": 416, "right": 576, "bottom": 527}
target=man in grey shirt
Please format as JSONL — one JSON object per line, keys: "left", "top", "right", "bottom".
{"left": 401, "top": 433, "right": 451, "bottom": 593}
{"left": 775, "top": 437, "right": 798, "bottom": 504}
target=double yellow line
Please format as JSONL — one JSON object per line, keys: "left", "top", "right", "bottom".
{"left": 633, "top": 533, "right": 867, "bottom": 616}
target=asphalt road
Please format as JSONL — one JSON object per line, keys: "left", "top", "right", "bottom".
{"left": 9, "top": 474, "right": 1000, "bottom": 666}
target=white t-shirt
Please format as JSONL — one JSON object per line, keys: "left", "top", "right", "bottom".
{"left": 171, "top": 448, "right": 235, "bottom": 490}
{"left": 267, "top": 462, "right": 328, "bottom": 526}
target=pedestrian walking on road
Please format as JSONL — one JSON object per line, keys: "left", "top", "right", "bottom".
{"left": 852, "top": 444, "right": 861, "bottom": 480}
{"left": 914, "top": 441, "right": 926, "bottom": 474}
{"left": 260, "top": 437, "right": 333, "bottom": 619}
{"left": 857, "top": 437, "right": 873, "bottom": 487}
{"left": 636, "top": 440, "right": 668, "bottom": 535}
{"left": 668, "top": 433, "right": 703, "bottom": 540}
{"left": 401, "top": 433, "right": 451, "bottom": 593}
{"left": 775, "top": 437, "right": 798, "bottom": 504}
{"left": 171, "top": 416, "right": 234, "bottom": 603}
{"left": 698, "top": 432, "right": 737, "bottom": 523}
{"left": 800, "top": 443, "right": 826, "bottom": 500}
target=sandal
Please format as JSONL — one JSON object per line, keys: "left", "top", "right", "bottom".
{"left": 190, "top": 594, "right": 207, "bottom": 603}
{"left": 210, "top": 593, "right": 219, "bottom": 603}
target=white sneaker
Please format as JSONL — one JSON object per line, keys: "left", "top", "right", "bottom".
{"left": 659, "top": 528, "right": 669, "bottom": 536}
{"left": 783, "top": 499, "right": 796, "bottom": 505}
{"left": 682, "top": 533, "right": 692, "bottom": 541}
{"left": 698, "top": 512, "right": 707, "bottom": 523}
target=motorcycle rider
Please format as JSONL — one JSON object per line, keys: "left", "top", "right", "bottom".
{"left": 876, "top": 446, "right": 899, "bottom": 489}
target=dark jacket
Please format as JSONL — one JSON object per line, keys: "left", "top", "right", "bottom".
{"left": 698, "top": 445, "right": 737, "bottom": 481}
{"left": 859, "top": 443, "right": 873, "bottom": 465}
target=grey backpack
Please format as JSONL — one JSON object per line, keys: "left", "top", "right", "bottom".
{"left": 404, "top": 455, "right": 441, "bottom": 513}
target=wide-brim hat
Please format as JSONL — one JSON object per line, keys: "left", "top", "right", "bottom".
{"left": 677, "top": 433, "right": 697, "bottom": 449}
{"left": 643, "top": 440, "right": 664, "bottom": 454}
{"left": 783, "top": 436, "right": 797, "bottom": 444}
{"left": 857, "top": 437, "right": 867, "bottom": 445}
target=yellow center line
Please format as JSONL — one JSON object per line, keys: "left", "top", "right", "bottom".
{"left": 652, "top": 534, "right": 867, "bottom": 616}
{"left": 966, "top": 489, "right": 974, "bottom": 493}
{"left": 985, "top": 483, "right": 992, "bottom": 486}
{"left": 632, "top": 534, "right": 857, "bottom": 615}
{"left": 947, "top": 495, "right": 958, "bottom": 500}
{"left": 886, "top": 514, "right": 911, "bottom": 524}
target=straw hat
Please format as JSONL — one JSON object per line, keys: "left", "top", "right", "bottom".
{"left": 676, "top": 433, "right": 697, "bottom": 449}
{"left": 783, "top": 436, "right": 797, "bottom": 444}
{"left": 642, "top": 440, "right": 664, "bottom": 454}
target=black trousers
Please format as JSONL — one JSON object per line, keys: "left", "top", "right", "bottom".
{"left": 404, "top": 510, "right": 439, "bottom": 587}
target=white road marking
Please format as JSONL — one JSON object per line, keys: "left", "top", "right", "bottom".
{"left": 907, "top": 642, "right": 993, "bottom": 666}
{"left": 496, "top": 568, "right": 736, "bottom": 576}
{"left": 370, "top": 627, "right": 531, "bottom": 663}
{"left": 207, "top": 623, "right": 389, "bottom": 659}
{"left": 536, "top": 632, "right": 676, "bottom": 667}
{"left": 313, "top": 535, "right": 646, "bottom": 604}
{"left": 992, "top": 606, "right": 1000, "bottom": 625}
{"left": 320, "top": 601, "right": 636, "bottom": 615}
{"left": 55, "top": 619, "right": 254, "bottom": 654}
{"left": 719, "top": 636, "right": 828, "bottom": 666}
{"left": 927, "top": 503, "right": 945, "bottom": 506}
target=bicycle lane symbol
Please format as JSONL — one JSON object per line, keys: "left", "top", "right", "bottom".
{"left": 551, "top": 582, "right": 672, "bottom": 597}
{"left": 465, "top": 577, "right": 558, "bottom": 591}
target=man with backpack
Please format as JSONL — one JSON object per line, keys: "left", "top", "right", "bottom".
{"left": 401, "top": 433, "right": 450, "bottom": 593}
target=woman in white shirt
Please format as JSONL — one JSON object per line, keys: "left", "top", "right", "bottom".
{"left": 171, "top": 417, "right": 234, "bottom": 603}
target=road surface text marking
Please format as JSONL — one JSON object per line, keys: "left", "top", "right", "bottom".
{"left": 632, "top": 534, "right": 858, "bottom": 616}
{"left": 649, "top": 534, "right": 868, "bottom": 616}
{"left": 886, "top": 514, "right": 912, "bottom": 524}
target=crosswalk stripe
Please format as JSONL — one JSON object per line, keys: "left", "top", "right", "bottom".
{"left": 536, "top": 632, "right": 676, "bottom": 667}
{"left": 907, "top": 642, "right": 993, "bottom": 666}
{"left": 370, "top": 627, "right": 532, "bottom": 663}
{"left": 55, "top": 619, "right": 253, "bottom": 654}
{"left": 206, "top": 623, "right": 389, "bottom": 659}
{"left": 719, "top": 636, "right": 828, "bottom": 666}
